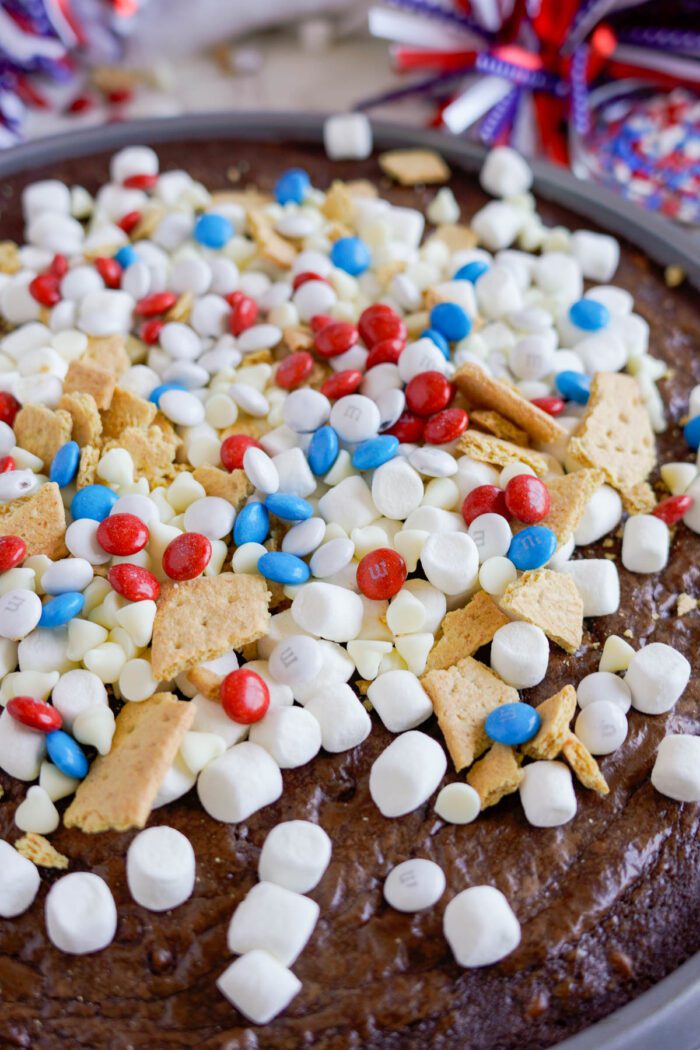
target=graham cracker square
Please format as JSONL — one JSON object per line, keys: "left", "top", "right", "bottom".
{"left": 58, "top": 392, "right": 103, "bottom": 448}
{"left": 84, "top": 334, "right": 131, "bottom": 378}
{"left": 64, "top": 359, "right": 116, "bottom": 410}
{"left": 500, "top": 569, "right": 583, "bottom": 653}
{"left": 101, "top": 387, "right": 157, "bottom": 439}
{"left": 471, "top": 409, "right": 530, "bottom": 447}
{"left": 426, "top": 591, "right": 509, "bottom": 673}
{"left": 13, "top": 404, "right": 73, "bottom": 467}
{"left": 0, "top": 482, "right": 67, "bottom": 558}
{"left": 192, "top": 465, "right": 253, "bottom": 510}
{"left": 379, "top": 148, "right": 450, "bottom": 185}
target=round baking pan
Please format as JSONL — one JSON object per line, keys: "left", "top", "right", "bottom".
{"left": 0, "top": 112, "right": 698, "bottom": 1050}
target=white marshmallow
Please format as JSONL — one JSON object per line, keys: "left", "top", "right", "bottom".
{"left": 480, "top": 146, "right": 532, "bottom": 198}
{"left": 560, "top": 559, "right": 620, "bottom": 616}
{"left": 197, "top": 742, "right": 282, "bottom": 823}
{"left": 519, "top": 761, "right": 577, "bottom": 827}
{"left": 45, "top": 873, "right": 117, "bottom": 955}
{"left": 369, "top": 730, "right": 446, "bottom": 817}
{"left": 324, "top": 112, "right": 373, "bottom": 159}
{"left": 443, "top": 886, "right": 521, "bottom": 967}
{"left": 651, "top": 735, "right": 700, "bottom": 803}
{"left": 621, "top": 514, "right": 669, "bottom": 574}
{"left": 0, "top": 707, "right": 45, "bottom": 780}
{"left": 577, "top": 671, "right": 631, "bottom": 713}
{"left": 258, "top": 820, "right": 332, "bottom": 893}
{"left": 228, "top": 880, "right": 319, "bottom": 966}
{"left": 217, "top": 950, "right": 301, "bottom": 1025}
{"left": 51, "top": 669, "right": 108, "bottom": 731}
{"left": 42, "top": 558, "right": 93, "bottom": 595}
{"left": 683, "top": 475, "right": 700, "bottom": 533}
{"left": 472, "top": 202, "right": 523, "bottom": 251}
{"left": 152, "top": 754, "right": 197, "bottom": 809}
{"left": 367, "top": 669, "right": 433, "bottom": 733}
{"left": 304, "top": 682, "right": 371, "bottom": 752}
{"left": 318, "top": 474, "right": 379, "bottom": 533}
{"left": 15, "top": 784, "right": 60, "bottom": 834}
{"left": 476, "top": 266, "right": 523, "bottom": 319}
{"left": 291, "top": 581, "right": 364, "bottom": 643}
{"left": 371, "top": 458, "right": 424, "bottom": 521}
{"left": 272, "top": 447, "right": 316, "bottom": 498}
{"left": 573, "top": 485, "right": 622, "bottom": 545}
{"left": 383, "top": 858, "right": 446, "bottom": 913}
{"left": 126, "top": 826, "right": 196, "bottom": 912}
{"left": 420, "top": 532, "right": 479, "bottom": 596}
{"left": 435, "top": 782, "right": 481, "bottom": 824}
{"left": 0, "top": 839, "right": 40, "bottom": 917}
{"left": 490, "top": 621, "right": 549, "bottom": 689}
{"left": 249, "top": 706, "right": 322, "bottom": 768}
{"left": 570, "top": 230, "right": 620, "bottom": 282}
{"left": 625, "top": 643, "right": 690, "bottom": 715}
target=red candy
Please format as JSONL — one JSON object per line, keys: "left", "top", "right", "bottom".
{"left": 221, "top": 433, "right": 261, "bottom": 471}
{"left": 293, "top": 271, "right": 328, "bottom": 291}
{"left": 386, "top": 410, "right": 425, "bottom": 444}
{"left": 220, "top": 668, "right": 270, "bottom": 724}
{"left": 321, "top": 369, "right": 363, "bottom": 400}
{"left": 462, "top": 485, "right": 508, "bottom": 526}
{"left": 366, "top": 338, "right": 405, "bottom": 369}
{"left": 404, "top": 371, "right": 453, "bottom": 416}
{"left": 310, "top": 313, "right": 334, "bottom": 333}
{"left": 423, "top": 407, "right": 468, "bottom": 444}
{"left": 139, "top": 318, "right": 164, "bottom": 345}
{"left": 0, "top": 392, "right": 20, "bottom": 427}
{"left": 358, "top": 304, "right": 406, "bottom": 348}
{"left": 94, "top": 256, "right": 122, "bottom": 289}
{"left": 0, "top": 534, "right": 27, "bottom": 572}
{"left": 357, "top": 547, "right": 407, "bottom": 600}
{"left": 117, "top": 210, "right": 142, "bottom": 234}
{"left": 97, "top": 513, "right": 149, "bottom": 556}
{"left": 531, "top": 396, "right": 565, "bottom": 416}
{"left": 123, "top": 173, "right": 158, "bottom": 190}
{"left": 135, "top": 291, "right": 178, "bottom": 317}
{"left": 162, "top": 532, "right": 212, "bottom": 581}
{"left": 50, "top": 254, "right": 68, "bottom": 278}
{"left": 275, "top": 352, "right": 314, "bottom": 390}
{"left": 7, "top": 697, "right": 62, "bottom": 733}
{"left": 0, "top": 456, "right": 14, "bottom": 474}
{"left": 107, "top": 563, "right": 161, "bottom": 602}
{"left": 652, "top": 494, "right": 693, "bottom": 526}
{"left": 28, "top": 273, "right": 60, "bottom": 306}
{"left": 505, "top": 474, "right": 551, "bottom": 524}
{"left": 228, "top": 293, "right": 259, "bottom": 336}
{"left": 314, "top": 321, "right": 358, "bottom": 358}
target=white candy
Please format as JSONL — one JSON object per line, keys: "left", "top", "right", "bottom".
{"left": 330, "top": 394, "right": 381, "bottom": 443}
{"left": 367, "top": 669, "right": 433, "bottom": 733}
{"left": 0, "top": 707, "right": 45, "bottom": 779}
{"left": 560, "top": 559, "right": 620, "bottom": 616}
{"left": 73, "top": 704, "right": 115, "bottom": 756}
{"left": 258, "top": 820, "right": 332, "bottom": 893}
{"left": 152, "top": 754, "right": 197, "bottom": 809}
{"left": 217, "top": 950, "right": 301, "bottom": 1025}
{"left": 229, "top": 382, "right": 269, "bottom": 417}
{"left": 52, "top": 669, "right": 107, "bottom": 731}
{"left": 576, "top": 332, "right": 627, "bottom": 373}
{"left": 421, "top": 532, "right": 479, "bottom": 596}
{"left": 443, "top": 886, "right": 521, "bottom": 967}
{"left": 283, "top": 388, "right": 331, "bottom": 432}
{"left": 180, "top": 730, "right": 226, "bottom": 774}
{"left": 111, "top": 145, "right": 158, "bottom": 184}
{"left": 159, "top": 388, "right": 205, "bottom": 426}
{"left": 683, "top": 475, "right": 700, "bottom": 533}
{"left": 183, "top": 496, "right": 235, "bottom": 540}
{"left": 383, "top": 858, "right": 446, "bottom": 913}
{"left": 238, "top": 324, "right": 282, "bottom": 354}
{"left": 435, "top": 782, "right": 481, "bottom": 824}
{"left": 119, "top": 658, "right": 159, "bottom": 703}
{"left": 0, "top": 589, "right": 42, "bottom": 640}
{"left": 291, "top": 581, "right": 364, "bottom": 642}
{"left": 324, "top": 112, "right": 373, "bottom": 159}
{"left": 570, "top": 230, "right": 620, "bottom": 282}
{"left": 228, "top": 880, "right": 319, "bottom": 966}
{"left": 621, "top": 514, "right": 669, "bottom": 574}
{"left": 479, "top": 555, "right": 517, "bottom": 597}
{"left": 269, "top": 634, "right": 323, "bottom": 684}
{"left": 468, "top": 512, "right": 512, "bottom": 563}
{"left": 304, "top": 682, "right": 371, "bottom": 752}
{"left": 23, "top": 179, "right": 71, "bottom": 221}
{"left": 15, "top": 784, "right": 59, "bottom": 834}
{"left": 491, "top": 621, "right": 549, "bottom": 689}
{"left": 160, "top": 322, "right": 202, "bottom": 361}
{"left": 272, "top": 447, "right": 316, "bottom": 498}
{"left": 369, "top": 730, "right": 446, "bottom": 817}
{"left": 573, "top": 485, "right": 622, "bottom": 545}
{"left": 398, "top": 339, "right": 449, "bottom": 383}
{"left": 599, "top": 634, "right": 636, "bottom": 674}
{"left": 480, "top": 146, "right": 532, "bottom": 198}
{"left": 371, "top": 458, "right": 424, "bottom": 520}
{"left": 519, "top": 761, "right": 577, "bottom": 827}
{"left": 126, "top": 826, "right": 196, "bottom": 912}
{"left": 0, "top": 839, "right": 41, "bottom": 919}
{"left": 575, "top": 700, "right": 628, "bottom": 755}
{"left": 249, "top": 706, "right": 321, "bottom": 768}
{"left": 42, "top": 558, "right": 93, "bottom": 595}
{"left": 40, "top": 760, "right": 79, "bottom": 802}
{"left": 293, "top": 279, "right": 336, "bottom": 321}
{"left": 310, "top": 537, "right": 354, "bottom": 579}
{"left": 625, "top": 643, "right": 690, "bottom": 715}
{"left": 243, "top": 448, "right": 279, "bottom": 495}
{"left": 408, "top": 447, "right": 457, "bottom": 478}
{"left": 386, "top": 589, "right": 426, "bottom": 635}
{"left": 45, "top": 872, "right": 117, "bottom": 955}
{"left": 577, "top": 671, "right": 631, "bottom": 713}
{"left": 403, "top": 579, "right": 447, "bottom": 635}
{"left": 651, "top": 735, "right": 700, "bottom": 803}
{"left": 197, "top": 742, "right": 282, "bottom": 823}
{"left": 190, "top": 692, "right": 248, "bottom": 747}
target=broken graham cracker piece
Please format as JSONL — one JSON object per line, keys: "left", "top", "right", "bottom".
{"left": 83, "top": 334, "right": 130, "bottom": 378}
{"left": 186, "top": 664, "right": 224, "bottom": 700}
{"left": 58, "top": 392, "right": 102, "bottom": 448}
{"left": 100, "top": 386, "right": 157, "bottom": 439}
{"left": 378, "top": 148, "right": 450, "bottom": 186}
{"left": 561, "top": 732, "right": 609, "bottom": 796}
{"left": 567, "top": 373, "right": 655, "bottom": 503}
{"left": 103, "top": 425, "right": 179, "bottom": 486}
{"left": 522, "top": 685, "right": 577, "bottom": 760}
{"left": 64, "top": 359, "right": 116, "bottom": 410}
{"left": 422, "top": 656, "right": 519, "bottom": 771}
{"left": 621, "top": 481, "right": 656, "bottom": 515}
{"left": 455, "top": 362, "right": 566, "bottom": 444}
{"left": 76, "top": 445, "right": 100, "bottom": 489}
{"left": 13, "top": 404, "right": 72, "bottom": 467}
{"left": 150, "top": 573, "right": 270, "bottom": 680}
{"left": 428, "top": 224, "right": 477, "bottom": 253}
{"left": 533, "top": 468, "right": 604, "bottom": 545}
{"left": 467, "top": 744, "right": 524, "bottom": 809}
{"left": 14, "top": 833, "right": 69, "bottom": 869}
{"left": 425, "top": 591, "right": 509, "bottom": 672}
{"left": 64, "top": 693, "right": 194, "bottom": 833}
{"left": 456, "top": 430, "right": 551, "bottom": 476}
{"left": 471, "top": 409, "right": 530, "bottom": 447}
{"left": 192, "top": 465, "right": 253, "bottom": 509}
{"left": 500, "top": 569, "right": 583, "bottom": 654}
{"left": 249, "top": 209, "right": 296, "bottom": 269}
{"left": 0, "top": 482, "right": 66, "bottom": 558}
{"left": 283, "top": 325, "right": 314, "bottom": 353}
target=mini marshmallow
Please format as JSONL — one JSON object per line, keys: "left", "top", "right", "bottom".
{"left": 480, "top": 146, "right": 532, "bottom": 199}
{"left": 599, "top": 635, "right": 635, "bottom": 674}
{"left": 573, "top": 485, "right": 622, "bottom": 546}
{"left": 291, "top": 581, "right": 364, "bottom": 643}
{"left": 249, "top": 706, "right": 322, "bottom": 768}
{"left": 272, "top": 447, "right": 316, "bottom": 498}
{"left": 190, "top": 692, "right": 248, "bottom": 747}
{"left": 42, "top": 558, "right": 93, "bottom": 596}
{"left": 197, "top": 742, "right": 282, "bottom": 823}
{"left": 421, "top": 532, "right": 479, "bottom": 596}
{"left": 476, "top": 266, "right": 523, "bottom": 319}
{"left": 577, "top": 671, "right": 631, "bottom": 713}
{"left": 318, "top": 475, "right": 379, "bottom": 533}
{"left": 45, "top": 872, "right": 117, "bottom": 955}
{"left": 228, "top": 880, "right": 319, "bottom": 966}
{"left": 371, "top": 458, "right": 425, "bottom": 522}
{"left": 621, "top": 514, "right": 669, "bottom": 574}
{"left": 304, "top": 682, "right": 371, "bottom": 752}
{"left": 368, "top": 669, "right": 433, "bottom": 733}
{"left": 18, "top": 627, "right": 73, "bottom": 674}
{"left": 179, "top": 731, "right": 226, "bottom": 775}
{"left": 383, "top": 858, "right": 446, "bottom": 913}
{"left": 519, "top": 760, "right": 577, "bottom": 827}
{"left": 625, "top": 643, "right": 690, "bottom": 715}
{"left": 575, "top": 700, "right": 628, "bottom": 756}
{"left": 153, "top": 754, "right": 197, "bottom": 809}
{"left": 51, "top": 669, "right": 108, "bottom": 731}
{"left": 651, "top": 735, "right": 700, "bottom": 803}
{"left": 217, "top": 950, "right": 301, "bottom": 1025}
{"left": 258, "top": 820, "right": 332, "bottom": 893}
{"left": 435, "top": 782, "right": 481, "bottom": 824}
{"left": 560, "top": 559, "right": 620, "bottom": 616}
{"left": 490, "top": 621, "right": 549, "bottom": 689}
{"left": 369, "top": 730, "right": 447, "bottom": 817}
{"left": 443, "top": 886, "right": 521, "bottom": 967}
{"left": 570, "top": 230, "right": 620, "bottom": 282}
{"left": 683, "top": 475, "right": 700, "bottom": 534}
{"left": 126, "top": 826, "right": 196, "bottom": 912}
{"left": 0, "top": 707, "right": 46, "bottom": 780}
{"left": 471, "top": 202, "right": 523, "bottom": 252}
{"left": 0, "top": 839, "right": 40, "bottom": 917}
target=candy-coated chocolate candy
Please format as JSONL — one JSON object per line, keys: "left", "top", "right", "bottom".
{"left": 485, "top": 702, "right": 541, "bottom": 745}
{"left": 139, "top": 318, "right": 164, "bottom": 344}
{"left": 454, "top": 260, "right": 489, "bottom": 283}
{"left": 404, "top": 371, "right": 453, "bottom": 416}
{"left": 330, "top": 236, "right": 371, "bottom": 276}
{"left": 294, "top": 273, "right": 328, "bottom": 292}
{"left": 7, "top": 696, "right": 62, "bottom": 732}
{"left": 386, "top": 410, "right": 425, "bottom": 444}
{"left": 29, "top": 273, "right": 61, "bottom": 306}
{"left": 569, "top": 298, "right": 610, "bottom": 331}
{"left": 46, "top": 729, "right": 89, "bottom": 780}
{"left": 135, "top": 291, "right": 178, "bottom": 317}
{"left": 531, "top": 396, "right": 565, "bottom": 416}
{"left": 505, "top": 475, "right": 551, "bottom": 524}
{"left": 423, "top": 408, "right": 468, "bottom": 444}
{"left": 123, "top": 172, "right": 158, "bottom": 190}
{"left": 233, "top": 501, "right": 270, "bottom": 546}
{"left": 356, "top": 548, "right": 406, "bottom": 600}
{"left": 114, "top": 244, "right": 138, "bottom": 269}
{"left": 50, "top": 254, "right": 68, "bottom": 277}
{"left": 652, "top": 494, "right": 693, "bottom": 525}
{"left": 228, "top": 292, "right": 259, "bottom": 336}
{"left": 420, "top": 328, "right": 450, "bottom": 359}
{"left": 0, "top": 534, "right": 26, "bottom": 572}
{"left": 265, "top": 493, "right": 314, "bottom": 522}
{"left": 94, "top": 256, "right": 122, "bottom": 288}
{"left": 220, "top": 668, "right": 270, "bottom": 724}
{"left": 0, "top": 391, "right": 20, "bottom": 427}
{"left": 275, "top": 168, "right": 310, "bottom": 205}
{"left": 320, "top": 369, "right": 363, "bottom": 400}
{"left": 193, "top": 213, "right": 233, "bottom": 249}
{"left": 683, "top": 414, "right": 700, "bottom": 450}
{"left": 0, "top": 455, "right": 13, "bottom": 474}
{"left": 276, "top": 352, "right": 314, "bottom": 390}
{"left": 315, "top": 321, "right": 358, "bottom": 358}
{"left": 162, "top": 533, "right": 212, "bottom": 581}
{"left": 508, "top": 525, "right": 557, "bottom": 570}
{"left": 352, "top": 435, "right": 399, "bottom": 471}
{"left": 71, "top": 484, "right": 119, "bottom": 522}
{"left": 220, "top": 433, "right": 261, "bottom": 472}
{"left": 366, "top": 338, "right": 405, "bottom": 368}
{"left": 97, "top": 513, "right": 149, "bottom": 556}
{"left": 358, "top": 304, "right": 406, "bottom": 348}
{"left": 39, "top": 591, "right": 85, "bottom": 628}
{"left": 148, "top": 382, "right": 187, "bottom": 405}
{"left": 118, "top": 210, "right": 141, "bottom": 234}
{"left": 429, "top": 302, "right": 471, "bottom": 342}
{"left": 257, "top": 551, "right": 311, "bottom": 585}
{"left": 462, "top": 485, "right": 508, "bottom": 526}
{"left": 555, "top": 370, "right": 591, "bottom": 405}
{"left": 307, "top": 425, "right": 339, "bottom": 476}
{"left": 108, "top": 563, "right": 160, "bottom": 601}
{"left": 49, "top": 441, "right": 80, "bottom": 488}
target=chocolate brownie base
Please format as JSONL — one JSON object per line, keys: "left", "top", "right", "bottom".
{"left": 1, "top": 136, "right": 699, "bottom": 1050}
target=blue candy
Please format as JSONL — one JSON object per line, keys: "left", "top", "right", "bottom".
{"left": 352, "top": 435, "right": 399, "bottom": 471}
{"left": 330, "top": 236, "right": 371, "bottom": 276}
{"left": 193, "top": 212, "right": 233, "bottom": 249}
{"left": 49, "top": 440, "right": 80, "bottom": 488}
{"left": 39, "top": 591, "right": 85, "bottom": 628}
{"left": 569, "top": 298, "right": 610, "bottom": 332}
{"left": 114, "top": 244, "right": 137, "bottom": 269}
{"left": 684, "top": 414, "right": 700, "bottom": 450}
{"left": 555, "top": 370, "right": 591, "bottom": 405}
{"left": 508, "top": 525, "right": 557, "bottom": 571}
{"left": 257, "top": 551, "right": 310, "bottom": 586}
{"left": 275, "top": 168, "right": 310, "bottom": 205}
{"left": 46, "top": 730, "right": 89, "bottom": 780}
{"left": 71, "top": 484, "right": 119, "bottom": 522}
{"left": 420, "top": 328, "right": 450, "bottom": 359}
{"left": 307, "top": 425, "right": 339, "bottom": 476}
{"left": 485, "top": 702, "right": 541, "bottom": 746}
{"left": 454, "top": 260, "right": 489, "bottom": 283}
{"left": 233, "top": 501, "right": 270, "bottom": 546}
{"left": 265, "top": 492, "right": 314, "bottom": 521}
{"left": 429, "top": 301, "right": 471, "bottom": 342}
{"left": 148, "top": 381, "right": 187, "bottom": 405}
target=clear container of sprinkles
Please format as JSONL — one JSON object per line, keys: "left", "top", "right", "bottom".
{"left": 570, "top": 80, "right": 700, "bottom": 226}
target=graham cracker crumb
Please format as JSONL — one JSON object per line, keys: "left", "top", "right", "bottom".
{"left": 0, "top": 240, "right": 21, "bottom": 274}
{"left": 84, "top": 334, "right": 131, "bottom": 378}
{"left": 677, "top": 593, "right": 697, "bottom": 617}
{"left": 76, "top": 445, "right": 100, "bottom": 489}
{"left": 664, "top": 265, "right": 685, "bottom": 288}
{"left": 186, "top": 665, "right": 224, "bottom": 700}
{"left": 13, "top": 405, "right": 73, "bottom": 467}
{"left": 455, "top": 362, "right": 567, "bottom": 444}
{"left": 211, "top": 188, "right": 272, "bottom": 211}
{"left": 58, "top": 392, "right": 103, "bottom": 448}
{"left": 561, "top": 732, "right": 609, "bottom": 795}
{"left": 500, "top": 569, "right": 583, "bottom": 653}
{"left": 378, "top": 148, "right": 450, "bottom": 186}
{"left": 621, "top": 481, "right": 656, "bottom": 515}
{"left": 192, "top": 465, "right": 253, "bottom": 510}
{"left": 429, "top": 224, "right": 478, "bottom": 253}
{"left": 456, "top": 430, "right": 551, "bottom": 476}
{"left": 522, "top": 685, "right": 577, "bottom": 760}
{"left": 426, "top": 591, "right": 509, "bottom": 672}
{"left": 64, "top": 359, "right": 116, "bottom": 410}
{"left": 322, "top": 181, "right": 356, "bottom": 225}
{"left": 623, "top": 629, "right": 634, "bottom": 639}
{"left": 249, "top": 209, "right": 296, "bottom": 269}
{"left": 129, "top": 204, "right": 165, "bottom": 242}
{"left": 101, "top": 387, "right": 157, "bottom": 439}
{"left": 14, "top": 832, "right": 69, "bottom": 869}
{"left": 103, "top": 425, "right": 179, "bottom": 486}
{"left": 471, "top": 409, "right": 530, "bottom": 447}
{"left": 165, "top": 291, "right": 192, "bottom": 324}
{"left": 0, "top": 482, "right": 67, "bottom": 558}
{"left": 221, "top": 417, "right": 271, "bottom": 441}
{"left": 283, "top": 325, "right": 314, "bottom": 353}
{"left": 467, "top": 743, "right": 524, "bottom": 809}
